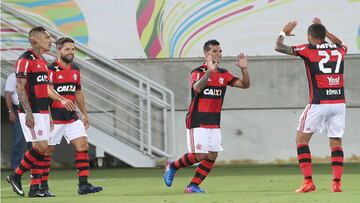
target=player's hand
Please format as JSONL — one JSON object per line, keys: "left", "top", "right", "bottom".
{"left": 236, "top": 53, "right": 248, "bottom": 69}
{"left": 205, "top": 52, "right": 216, "bottom": 72}
{"left": 25, "top": 112, "right": 35, "bottom": 129}
{"left": 61, "top": 98, "right": 76, "bottom": 111}
{"left": 8, "top": 111, "right": 16, "bottom": 123}
{"left": 313, "top": 17, "right": 322, "bottom": 24}
{"left": 82, "top": 114, "right": 89, "bottom": 130}
{"left": 282, "top": 21, "right": 297, "bottom": 36}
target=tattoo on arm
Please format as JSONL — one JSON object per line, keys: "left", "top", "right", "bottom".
{"left": 275, "top": 35, "right": 294, "bottom": 55}
{"left": 193, "top": 70, "right": 211, "bottom": 93}
{"left": 240, "top": 69, "right": 250, "bottom": 88}
{"left": 16, "top": 79, "right": 32, "bottom": 113}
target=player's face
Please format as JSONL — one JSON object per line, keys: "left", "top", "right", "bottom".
{"left": 59, "top": 42, "right": 75, "bottom": 63}
{"left": 36, "top": 31, "right": 52, "bottom": 51}
{"left": 208, "top": 45, "right": 222, "bottom": 64}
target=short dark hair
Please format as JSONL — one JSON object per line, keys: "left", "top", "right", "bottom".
{"left": 203, "top": 39, "right": 220, "bottom": 52}
{"left": 307, "top": 24, "right": 326, "bottom": 40}
{"left": 28, "top": 26, "right": 47, "bottom": 36}
{"left": 55, "top": 37, "right": 75, "bottom": 49}
{"left": 28, "top": 26, "right": 48, "bottom": 44}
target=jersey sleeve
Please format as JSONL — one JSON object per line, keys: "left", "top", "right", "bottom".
{"left": 337, "top": 43, "right": 348, "bottom": 55}
{"left": 4, "top": 73, "right": 16, "bottom": 92}
{"left": 292, "top": 44, "right": 309, "bottom": 58}
{"left": 225, "top": 71, "right": 240, "bottom": 87}
{"left": 15, "top": 59, "right": 31, "bottom": 78}
{"left": 76, "top": 70, "right": 81, "bottom": 90}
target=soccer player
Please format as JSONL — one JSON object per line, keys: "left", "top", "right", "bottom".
{"left": 164, "top": 39, "right": 250, "bottom": 193}
{"left": 275, "top": 18, "right": 347, "bottom": 193}
{"left": 6, "top": 26, "right": 76, "bottom": 197}
{"left": 43, "top": 37, "right": 103, "bottom": 195}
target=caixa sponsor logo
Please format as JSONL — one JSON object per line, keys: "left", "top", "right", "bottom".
{"left": 56, "top": 85, "right": 76, "bottom": 93}
{"left": 327, "top": 76, "right": 340, "bottom": 86}
{"left": 36, "top": 75, "right": 48, "bottom": 82}
{"left": 203, "top": 88, "right": 222, "bottom": 96}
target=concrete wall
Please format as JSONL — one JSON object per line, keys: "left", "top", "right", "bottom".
{"left": 116, "top": 54, "right": 360, "bottom": 163}
{"left": 1, "top": 54, "right": 359, "bottom": 166}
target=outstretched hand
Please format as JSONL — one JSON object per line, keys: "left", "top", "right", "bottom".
{"left": 236, "top": 53, "right": 247, "bottom": 69}
{"left": 205, "top": 52, "right": 216, "bottom": 71}
{"left": 282, "top": 21, "right": 297, "bottom": 36}
{"left": 313, "top": 17, "right": 322, "bottom": 24}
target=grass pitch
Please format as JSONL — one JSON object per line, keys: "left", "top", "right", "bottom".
{"left": 1, "top": 163, "right": 359, "bottom": 203}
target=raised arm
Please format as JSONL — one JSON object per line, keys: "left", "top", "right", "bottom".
{"left": 274, "top": 21, "right": 297, "bottom": 55}
{"left": 193, "top": 52, "right": 216, "bottom": 93}
{"left": 233, "top": 53, "right": 250, "bottom": 89}
{"left": 313, "top": 17, "right": 347, "bottom": 47}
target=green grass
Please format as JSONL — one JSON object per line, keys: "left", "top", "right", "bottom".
{"left": 1, "top": 164, "right": 360, "bottom": 203}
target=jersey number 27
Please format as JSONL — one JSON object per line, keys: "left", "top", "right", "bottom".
{"left": 318, "top": 50, "right": 342, "bottom": 74}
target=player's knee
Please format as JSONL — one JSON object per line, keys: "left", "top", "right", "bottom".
{"left": 33, "top": 141, "right": 48, "bottom": 153}
{"left": 195, "top": 153, "right": 208, "bottom": 161}
{"left": 45, "top": 145, "right": 55, "bottom": 156}
{"left": 296, "top": 131, "right": 311, "bottom": 145}
{"left": 329, "top": 138, "right": 342, "bottom": 148}
{"left": 208, "top": 152, "right": 218, "bottom": 161}
{"left": 75, "top": 142, "right": 89, "bottom": 152}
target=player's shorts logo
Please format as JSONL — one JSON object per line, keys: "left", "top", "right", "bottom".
{"left": 37, "top": 130, "right": 43, "bottom": 136}
{"left": 196, "top": 144, "right": 202, "bottom": 150}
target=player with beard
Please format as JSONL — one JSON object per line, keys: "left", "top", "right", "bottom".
{"left": 43, "top": 37, "right": 103, "bottom": 195}
{"left": 164, "top": 39, "right": 250, "bottom": 193}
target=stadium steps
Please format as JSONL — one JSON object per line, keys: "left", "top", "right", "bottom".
{"left": 1, "top": 2, "right": 176, "bottom": 167}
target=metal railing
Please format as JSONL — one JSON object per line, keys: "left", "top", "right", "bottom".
{"left": 1, "top": 3, "right": 176, "bottom": 158}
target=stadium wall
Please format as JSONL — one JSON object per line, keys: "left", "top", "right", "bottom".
{"left": 1, "top": 55, "right": 359, "bottom": 167}
{"left": 116, "top": 54, "right": 360, "bottom": 163}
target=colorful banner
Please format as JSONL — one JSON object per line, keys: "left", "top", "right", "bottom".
{"left": 1, "top": 0, "right": 359, "bottom": 59}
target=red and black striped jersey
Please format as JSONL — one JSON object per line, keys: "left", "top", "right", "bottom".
{"left": 186, "top": 65, "right": 239, "bottom": 129}
{"left": 292, "top": 42, "right": 347, "bottom": 104}
{"left": 48, "top": 59, "right": 81, "bottom": 124}
{"left": 15, "top": 49, "right": 49, "bottom": 114}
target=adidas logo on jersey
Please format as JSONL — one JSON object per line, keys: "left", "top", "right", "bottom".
{"left": 58, "top": 75, "right": 63, "bottom": 79}
{"left": 37, "top": 64, "right": 41, "bottom": 68}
